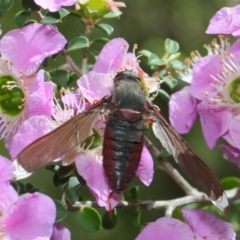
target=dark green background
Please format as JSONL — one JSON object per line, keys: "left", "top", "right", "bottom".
{"left": 0, "top": 0, "right": 239, "bottom": 239}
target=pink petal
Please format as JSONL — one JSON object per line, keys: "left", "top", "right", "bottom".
{"left": 92, "top": 38, "right": 128, "bottom": 73}
{"left": 135, "top": 145, "right": 154, "bottom": 186}
{"left": 220, "top": 144, "right": 240, "bottom": 168}
{"left": 229, "top": 38, "right": 240, "bottom": 57}
{"left": 8, "top": 115, "right": 54, "bottom": 159}
{"left": 190, "top": 55, "right": 221, "bottom": 100}
{"left": 28, "top": 70, "right": 53, "bottom": 118}
{"left": 51, "top": 224, "right": 71, "bottom": 240}
{"left": 206, "top": 4, "right": 240, "bottom": 36}
{"left": 0, "top": 184, "right": 18, "bottom": 212}
{"left": 5, "top": 193, "right": 56, "bottom": 240}
{"left": 75, "top": 153, "right": 121, "bottom": 210}
{"left": 197, "top": 101, "right": 231, "bottom": 149}
{"left": 169, "top": 86, "right": 197, "bottom": 134}
{"left": 227, "top": 115, "right": 240, "bottom": 148}
{"left": 182, "top": 208, "right": 236, "bottom": 240}
{"left": 135, "top": 217, "right": 193, "bottom": 240}
{"left": 34, "top": 0, "right": 78, "bottom": 12}
{"left": 77, "top": 71, "right": 113, "bottom": 104}
{"left": 0, "top": 23, "right": 67, "bottom": 76}
{"left": 0, "top": 155, "right": 15, "bottom": 184}
{"left": 0, "top": 156, "right": 18, "bottom": 209}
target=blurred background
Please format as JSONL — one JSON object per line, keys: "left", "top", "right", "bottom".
{"left": 1, "top": 0, "right": 239, "bottom": 239}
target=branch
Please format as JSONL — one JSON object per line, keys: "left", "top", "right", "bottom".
{"left": 71, "top": 188, "right": 238, "bottom": 216}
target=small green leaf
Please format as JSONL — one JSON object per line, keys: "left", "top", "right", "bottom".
{"left": 164, "top": 77, "right": 178, "bottom": 90}
{"left": 102, "top": 209, "right": 117, "bottom": 229}
{"left": 59, "top": 8, "right": 70, "bottom": 18}
{"left": 57, "top": 165, "right": 75, "bottom": 179}
{"left": 44, "top": 71, "right": 51, "bottom": 82}
{"left": 54, "top": 199, "right": 68, "bottom": 222}
{"left": 21, "top": 0, "right": 40, "bottom": 11}
{"left": 92, "top": 38, "right": 109, "bottom": 44}
{"left": 50, "top": 69, "right": 70, "bottom": 86}
{"left": 169, "top": 60, "right": 184, "bottom": 70}
{"left": 126, "top": 186, "right": 139, "bottom": 201}
{"left": 23, "top": 19, "right": 37, "bottom": 26}
{"left": 67, "top": 36, "right": 89, "bottom": 51}
{"left": 157, "top": 89, "right": 170, "bottom": 102}
{"left": 14, "top": 10, "right": 31, "bottom": 27}
{"left": 53, "top": 173, "right": 69, "bottom": 187}
{"left": 76, "top": 207, "right": 101, "bottom": 232}
{"left": 0, "top": 0, "right": 13, "bottom": 17}
{"left": 96, "top": 23, "right": 114, "bottom": 35}
{"left": 41, "top": 11, "right": 61, "bottom": 24}
{"left": 65, "top": 187, "right": 80, "bottom": 204}
{"left": 25, "top": 183, "right": 34, "bottom": 192}
{"left": 139, "top": 50, "right": 163, "bottom": 66}
{"left": 221, "top": 177, "right": 240, "bottom": 190}
{"left": 68, "top": 176, "right": 81, "bottom": 188}
{"left": 103, "top": 11, "right": 121, "bottom": 18}
{"left": 165, "top": 38, "right": 179, "bottom": 54}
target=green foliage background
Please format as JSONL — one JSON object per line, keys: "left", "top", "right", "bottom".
{"left": 1, "top": 0, "right": 239, "bottom": 239}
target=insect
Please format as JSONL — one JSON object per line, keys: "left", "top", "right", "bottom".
{"left": 18, "top": 70, "right": 229, "bottom": 214}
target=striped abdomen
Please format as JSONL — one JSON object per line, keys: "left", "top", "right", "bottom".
{"left": 103, "top": 114, "right": 144, "bottom": 193}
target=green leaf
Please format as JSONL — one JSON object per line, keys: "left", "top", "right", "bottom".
{"left": 44, "top": 71, "right": 51, "bottom": 81}
{"left": 23, "top": 19, "right": 37, "bottom": 26}
{"left": 25, "top": 183, "right": 34, "bottom": 192}
{"left": 14, "top": 10, "right": 31, "bottom": 27}
{"left": 169, "top": 60, "right": 184, "bottom": 70}
{"left": 0, "top": 0, "right": 13, "bottom": 17}
{"left": 53, "top": 173, "right": 69, "bottom": 187}
{"left": 157, "top": 89, "right": 170, "bottom": 102}
{"left": 92, "top": 38, "right": 109, "bottom": 44}
{"left": 65, "top": 187, "right": 80, "bottom": 204}
{"left": 164, "top": 77, "right": 178, "bottom": 90}
{"left": 68, "top": 176, "right": 81, "bottom": 188}
{"left": 139, "top": 50, "right": 163, "bottom": 66}
{"left": 21, "top": 0, "right": 40, "bottom": 11}
{"left": 165, "top": 38, "right": 179, "bottom": 54}
{"left": 57, "top": 165, "right": 75, "bottom": 179}
{"left": 76, "top": 207, "right": 101, "bottom": 232}
{"left": 221, "top": 177, "right": 240, "bottom": 190}
{"left": 41, "top": 11, "right": 61, "bottom": 24}
{"left": 102, "top": 209, "right": 117, "bottom": 229}
{"left": 59, "top": 8, "right": 70, "bottom": 18}
{"left": 50, "top": 69, "right": 70, "bottom": 86}
{"left": 88, "top": 50, "right": 99, "bottom": 60}
{"left": 103, "top": 11, "right": 122, "bottom": 18}
{"left": 126, "top": 186, "right": 139, "bottom": 201}
{"left": 67, "top": 36, "right": 89, "bottom": 51}
{"left": 54, "top": 199, "right": 68, "bottom": 222}
{"left": 96, "top": 23, "right": 114, "bottom": 35}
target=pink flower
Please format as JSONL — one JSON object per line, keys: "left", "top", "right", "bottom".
{"left": 0, "top": 23, "right": 66, "bottom": 139}
{"left": 51, "top": 223, "right": 71, "bottom": 240}
{"left": 0, "top": 156, "right": 57, "bottom": 239}
{"left": 169, "top": 35, "right": 240, "bottom": 166}
{"left": 206, "top": 4, "right": 240, "bottom": 36}
{"left": 34, "top": 0, "right": 78, "bottom": 12}
{"left": 136, "top": 209, "right": 235, "bottom": 240}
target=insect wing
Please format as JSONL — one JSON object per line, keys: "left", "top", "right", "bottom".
{"left": 18, "top": 99, "right": 107, "bottom": 172}
{"left": 147, "top": 101, "right": 229, "bottom": 214}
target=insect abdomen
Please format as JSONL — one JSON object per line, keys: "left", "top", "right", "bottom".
{"left": 103, "top": 115, "right": 144, "bottom": 193}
